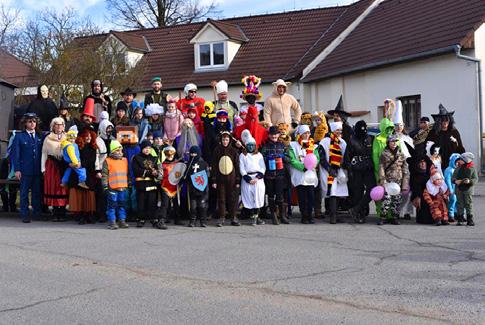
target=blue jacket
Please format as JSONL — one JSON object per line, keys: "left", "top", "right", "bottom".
{"left": 12, "top": 131, "right": 43, "bottom": 176}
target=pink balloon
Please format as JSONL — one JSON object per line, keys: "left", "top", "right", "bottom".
{"left": 304, "top": 153, "right": 317, "bottom": 170}
{"left": 370, "top": 186, "right": 385, "bottom": 201}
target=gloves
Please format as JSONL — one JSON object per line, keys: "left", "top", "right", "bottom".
{"left": 256, "top": 172, "right": 264, "bottom": 179}
{"left": 243, "top": 175, "right": 252, "bottom": 183}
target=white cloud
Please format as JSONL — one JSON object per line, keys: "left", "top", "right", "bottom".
{"left": 20, "top": 0, "right": 102, "bottom": 14}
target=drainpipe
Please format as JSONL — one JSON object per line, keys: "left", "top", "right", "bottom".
{"left": 454, "top": 45, "right": 484, "bottom": 173}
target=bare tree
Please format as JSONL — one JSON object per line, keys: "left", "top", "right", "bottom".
{"left": 0, "top": 4, "right": 21, "bottom": 48}
{"left": 106, "top": 0, "right": 219, "bottom": 29}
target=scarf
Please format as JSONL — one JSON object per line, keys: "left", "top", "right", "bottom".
{"left": 327, "top": 133, "right": 342, "bottom": 186}
{"left": 297, "top": 137, "right": 315, "bottom": 154}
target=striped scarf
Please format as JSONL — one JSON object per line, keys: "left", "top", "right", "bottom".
{"left": 327, "top": 133, "right": 342, "bottom": 186}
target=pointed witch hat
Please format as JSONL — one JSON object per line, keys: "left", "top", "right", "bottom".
{"left": 327, "top": 95, "right": 351, "bottom": 117}
{"left": 431, "top": 103, "right": 454, "bottom": 120}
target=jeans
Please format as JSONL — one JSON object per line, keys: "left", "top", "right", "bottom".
{"left": 106, "top": 189, "right": 127, "bottom": 222}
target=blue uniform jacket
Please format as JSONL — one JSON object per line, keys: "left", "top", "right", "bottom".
{"left": 12, "top": 131, "right": 43, "bottom": 176}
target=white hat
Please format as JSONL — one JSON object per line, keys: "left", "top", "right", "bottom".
{"left": 99, "top": 111, "right": 109, "bottom": 121}
{"left": 329, "top": 121, "right": 343, "bottom": 132}
{"left": 241, "top": 129, "right": 256, "bottom": 145}
{"left": 393, "top": 100, "right": 404, "bottom": 125}
{"left": 296, "top": 124, "right": 310, "bottom": 135}
{"left": 145, "top": 103, "right": 164, "bottom": 116}
{"left": 184, "top": 83, "right": 197, "bottom": 95}
{"left": 272, "top": 79, "right": 291, "bottom": 88}
{"left": 216, "top": 80, "right": 228, "bottom": 94}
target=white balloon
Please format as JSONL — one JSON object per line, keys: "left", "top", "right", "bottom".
{"left": 384, "top": 182, "right": 401, "bottom": 196}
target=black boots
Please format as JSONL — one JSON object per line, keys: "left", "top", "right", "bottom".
{"left": 155, "top": 219, "right": 168, "bottom": 230}
{"left": 278, "top": 202, "right": 290, "bottom": 224}
{"left": 269, "top": 199, "right": 279, "bottom": 225}
{"left": 467, "top": 215, "right": 475, "bottom": 226}
{"left": 456, "top": 215, "right": 465, "bottom": 226}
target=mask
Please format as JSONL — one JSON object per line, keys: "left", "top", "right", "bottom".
{"left": 40, "top": 85, "right": 49, "bottom": 99}
{"left": 246, "top": 95, "right": 256, "bottom": 105}
{"left": 246, "top": 142, "right": 256, "bottom": 153}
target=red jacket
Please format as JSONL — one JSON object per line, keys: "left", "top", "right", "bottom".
{"left": 177, "top": 97, "right": 205, "bottom": 117}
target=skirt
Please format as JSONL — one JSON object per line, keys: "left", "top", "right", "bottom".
{"left": 68, "top": 188, "right": 96, "bottom": 213}
{"left": 44, "top": 157, "right": 68, "bottom": 207}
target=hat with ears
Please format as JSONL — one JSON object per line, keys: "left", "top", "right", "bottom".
{"left": 272, "top": 79, "right": 291, "bottom": 88}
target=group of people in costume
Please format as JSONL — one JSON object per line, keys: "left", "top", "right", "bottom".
{"left": 4, "top": 75, "right": 478, "bottom": 229}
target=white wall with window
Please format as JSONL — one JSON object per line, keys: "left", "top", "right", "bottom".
{"left": 190, "top": 23, "right": 243, "bottom": 71}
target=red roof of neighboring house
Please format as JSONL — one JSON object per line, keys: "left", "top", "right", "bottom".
{"left": 74, "top": 2, "right": 373, "bottom": 90}
{"left": 303, "top": 0, "right": 485, "bottom": 82}
{"left": 0, "top": 49, "right": 38, "bottom": 88}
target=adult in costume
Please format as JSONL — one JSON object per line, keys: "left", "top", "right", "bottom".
{"left": 27, "top": 85, "right": 58, "bottom": 132}
{"left": 344, "top": 120, "right": 375, "bottom": 223}
{"left": 318, "top": 122, "right": 348, "bottom": 224}
{"left": 263, "top": 79, "right": 302, "bottom": 127}
{"left": 12, "top": 113, "right": 43, "bottom": 222}
{"left": 425, "top": 104, "right": 465, "bottom": 169}
{"left": 327, "top": 95, "right": 353, "bottom": 144}
{"left": 177, "top": 83, "right": 205, "bottom": 117}
{"left": 213, "top": 80, "right": 238, "bottom": 124}
{"left": 41, "top": 117, "right": 68, "bottom": 221}
{"left": 82, "top": 80, "right": 112, "bottom": 120}
{"left": 409, "top": 116, "right": 432, "bottom": 156}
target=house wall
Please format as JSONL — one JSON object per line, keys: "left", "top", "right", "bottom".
{"left": 125, "top": 51, "right": 144, "bottom": 69}
{"left": 304, "top": 53, "right": 481, "bottom": 168}
{"left": 0, "top": 84, "right": 15, "bottom": 141}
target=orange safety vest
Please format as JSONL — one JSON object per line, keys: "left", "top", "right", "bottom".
{"left": 106, "top": 157, "right": 128, "bottom": 190}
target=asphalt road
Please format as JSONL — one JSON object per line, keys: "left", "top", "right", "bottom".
{"left": 0, "top": 185, "right": 484, "bottom": 324}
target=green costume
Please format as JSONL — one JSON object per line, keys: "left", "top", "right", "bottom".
{"left": 451, "top": 163, "right": 478, "bottom": 223}
{"left": 371, "top": 118, "right": 395, "bottom": 217}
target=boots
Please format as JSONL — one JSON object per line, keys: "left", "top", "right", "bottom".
{"left": 216, "top": 217, "right": 225, "bottom": 227}
{"left": 251, "top": 214, "right": 258, "bottom": 226}
{"left": 278, "top": 201, "right": 290, "bottom": 224}
{"left": 199, "top": 206, "right": 207, "bottom": 227}
{"left": 231, "top": 217, "right": 241, "bottom": 226}
{"left": 269, "top": 198, "right": 279, "bottom": 225}
{"left": 1, "top": 190, "right": 8, "bottom": 212}
{"left": 136, "top": 219, "right": 145, "bottom": 228}
{"left": 118, "top": 219, "right": 129, "bottom": 228}
{"left": 467, "top": 215, "right": 475, "bottom": 226}
{"left": 155, "top": 219, "right": 168, "bottom": 230}
{"left": 456, "top": 215, "right": 465, "bottom": 226}
{"left": 188, "top": 217, "right": 196, "bottom": 227}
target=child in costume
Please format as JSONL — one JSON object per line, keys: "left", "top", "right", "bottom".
{"left": 378, "top": 134, "right": 409, "bottom": 225}
{"left": 145, "top": 103, "right": 164, "bottom": 134}
{"left": 132, "top": 140, "right": 164, "bottom": 229}
{"left": 452, "top": 152, "right": 478, "bottom": 226}
{"left": 318, "top": 122, "right": 348, "bottom": 224}
{"left": 261, "top": 126, "right": 290, "bottom": 225}
{"left": 428, "top": 143, "right": 443, "bottom": 176}
{"left": 183, "top": 146, "right": 209, "bottom": 227}
{"left": 187, "top": 107, "right": 204, "bottom": 139}
{"left": 239, "top": 130, "right": 266, "bottom": 226}
{"left": 102, "top": 140, "right": 129, "bottom": 230}
{"left": 163, "top": 100, "right": 184, "bottom": 145}
{"left": 61, "top": 129, "right": 89, "bottom": 189}
{"left": 211, "top": 131, "right": 241, "bottom": 226}
{"left": 444, "top": 153, "right": 462, "bottom": 223}
{"left": 423, "top": 168, "right": 450, "bottom": 226}
{"left": 160, "top": 145, "right": 184, "bottom": 225}
{"left": 312, "top": 111, "right": 328, "bottom": 143}
{"left": 177, "top": 118, "right": 201, "bottom": 161}
{"left": 288, "top": 125, "right": 319, "bottom": 224}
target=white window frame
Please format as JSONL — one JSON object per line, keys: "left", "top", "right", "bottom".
{"left": 195, "top": 41, "right": 227, "bottom": 71}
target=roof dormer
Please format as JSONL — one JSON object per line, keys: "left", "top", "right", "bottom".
{"left": 190, "top": 19, "right": 248, "bottom": 72}
{"left": 101, "top": 31, "right": 150, "bottom": 70}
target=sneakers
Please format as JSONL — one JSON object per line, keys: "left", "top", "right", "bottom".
{"left": 256, "top": 218, "right": 265, "bottom": 225}
{"left": 251, "top": 216, "right": 257, "bottom": 226}
{"left": 107, "top": 222, "right": 119, "bottom": 230}
{"left": 118, "top": 220, "right": 129, "bottom": 228}
{"left": 390, "top": 218, "right": 400, "bottom": 225}
{"left": 136, "top": 220, "right": 145, "bottom": 228}
{"left": 435, "top": 219, "right": 442, "bottom": 226}
{"left": 155, "top": 220, "right": 168, "bottom": 230}
{"left": 231, "top": 218, "right": 241, "bottom": 226}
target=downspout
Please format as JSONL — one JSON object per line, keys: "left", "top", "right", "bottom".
{"left": 454, "top": 45, "right": 484, "bottom": 173}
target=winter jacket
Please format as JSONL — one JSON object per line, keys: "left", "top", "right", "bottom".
{"left": 260, "top": 140, "right": 288, "bottom": 180}
{"left": 344, "top": 134, "right": 374, "bottom": 173}
{"left": 163, "top": 111, "right": 184, "bottom": 140}
{"left": 452, "top": 163, "right": 478, "bottom": 193}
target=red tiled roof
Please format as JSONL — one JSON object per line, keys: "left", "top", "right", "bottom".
{"left": 0, "top": 49, "right": 38, "bottom": 87}
{"left": 303, "top": 0, "right": 485, "bottom": 82}
{"left": 102, "top": 2, "right": 373, "bottom": 90}
{"left": 205, "top": 19, "right": 248, "bottom": 42}
{"left": 111, "top": 31, "right": 150, "bottom": 52}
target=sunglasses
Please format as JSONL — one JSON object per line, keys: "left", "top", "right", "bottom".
{"left": 26, "top": 120, "right": 37, "bottom": 123}
{"left": 188, "top": 90, "right": 197, "bottom": 93}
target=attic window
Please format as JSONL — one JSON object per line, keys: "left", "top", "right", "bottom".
{"left": 198, "top": 42, "right": 225, "bottom": 68}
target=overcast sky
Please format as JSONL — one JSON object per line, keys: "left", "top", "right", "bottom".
{"left": 7, "top": 0, "right": 356, "bottom": 31}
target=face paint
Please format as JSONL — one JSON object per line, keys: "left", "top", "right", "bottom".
{"left": 246, "top": 142, "right": 256, "bottom": 153}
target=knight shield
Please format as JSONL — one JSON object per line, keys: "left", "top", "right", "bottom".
{"left": 190, "top": 170, "right": 208, "bottom": 191}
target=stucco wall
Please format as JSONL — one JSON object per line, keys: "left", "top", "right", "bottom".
{"left": 0, "top": 84, "right": 15, "bottom": 141}
{"left": 304, "top": 53, "right": 481, "bottom": 167}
